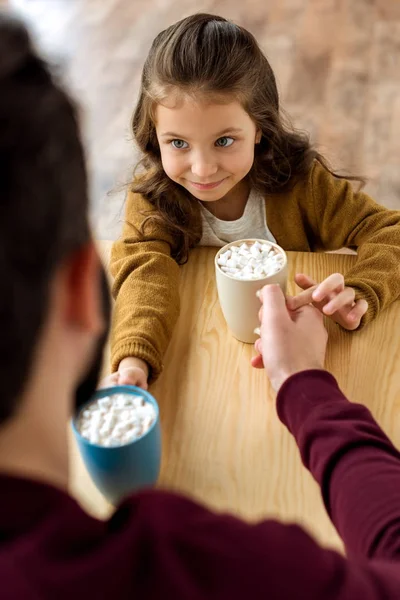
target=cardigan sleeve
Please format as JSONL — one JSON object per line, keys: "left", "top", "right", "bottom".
{"left": 109, "top": 190, "right": 180, "bottom": 380}
{"left": 310, "top": 161, "right": 400, "bottom": 326}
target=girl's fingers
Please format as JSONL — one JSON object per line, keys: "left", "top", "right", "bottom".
{"left": 294, "top": 273, "right": 318, "bottom": 290}
{"left": 119, "top": 367, "right": 149, "bottom": 390}
{"left": 312, "top": 273, "right": 344, "bottom": 302}
{"left": 291, "top": 273, "right": 367, "bottom": 330}
{"left": 342, "top": 299, "right": 369, "bottom": 329}
{"left": 289, "top": 273, "right": 324, "bottom": 310}
{"left": 98, "top": 372, "right": 119, "bottom": 389}
{"left": 331, "top": 299, "right": 368, "bottom": 330}
{"left": 322, "top": 287, "right": 356, "bottom": 315}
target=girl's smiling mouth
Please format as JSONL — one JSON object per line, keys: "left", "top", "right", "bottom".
{"left": 188, "top": 178, "right": 227, "bottom": 190}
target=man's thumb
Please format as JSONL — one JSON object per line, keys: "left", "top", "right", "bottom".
{"left": 261, "top": 284, "right": 289, "bottom": 326}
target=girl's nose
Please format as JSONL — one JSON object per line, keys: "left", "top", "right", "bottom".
{"left": 191, "top": 154, "right": 218, "bottom": 179}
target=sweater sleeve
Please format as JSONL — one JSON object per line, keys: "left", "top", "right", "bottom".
{"left": 277, "top": 370, "right": 400, "bottom": 561}
{"left": 109, "top": 190, "right": 180, "bottom": 379}
{"left": 111, "top": 489, "right": 400, "bottom": 599}
{"left": 15, "top": 484, "right": 400, "bottom": 598}
{"left": 107, "top": 372, "right": 400, "bottom": 598}
{"left": 15, "top": 374, "right": 400, "bottom": 597}
{"left": 310, "top": 161, "right": 400, "bottom": 326}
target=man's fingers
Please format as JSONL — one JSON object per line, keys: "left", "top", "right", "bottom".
{"left": 251, "top": 354, "right": 264, "bottom": 369}
{"left": 322, "top": 287, "right": 355, "bottom": 315}
{"left": 251, "top": 340, "right": 263, "bottom": 369}
{"left": 258, "top": 304, "right": 263, "bottom": 323}
{"left": 312, "top": 273, "right": 344, "bottom": 302}
{"left": 254, "top": 337, "right": 262, "bottom": 353}
{"left": 260, "top": 284, "right": 290, "bottom": 327}
{"left": 255, "top": 285, "right": 295, "bottom": 372}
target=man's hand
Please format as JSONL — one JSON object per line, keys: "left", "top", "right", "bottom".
{"left": 286, "top": 273, "right": 368, "bottom": 331}
{"left": 100, "top": 357, "right": 149, "bottom": 390}
{"left": 251, "top": 284, "right": 328, "bottom": 391}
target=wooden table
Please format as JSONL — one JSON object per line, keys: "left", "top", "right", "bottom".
{"left": 69, "top": 242, "right": 400, "bottom": 552}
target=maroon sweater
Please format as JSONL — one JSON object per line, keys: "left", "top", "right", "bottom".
{"left": 1, "top": 371, "right": 400, "bottom": 599}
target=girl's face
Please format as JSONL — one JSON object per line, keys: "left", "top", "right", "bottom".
{"left": 155, "top": 97, "right": 260, "bottom": 203}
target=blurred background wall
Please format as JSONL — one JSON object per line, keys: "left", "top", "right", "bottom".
{"left": 3, "top": 0, "right": 400, "bottom": 239}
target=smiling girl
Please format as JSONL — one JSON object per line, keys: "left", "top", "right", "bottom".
{"left": 106, "top": 13, "right": 400, "bottom": 389}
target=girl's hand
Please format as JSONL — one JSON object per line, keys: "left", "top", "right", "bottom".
{"left": 100, "top": 357, "right": 149, "bottom": 390}
{"left": 286, "top": 273, "right": 368, "bottom": 331}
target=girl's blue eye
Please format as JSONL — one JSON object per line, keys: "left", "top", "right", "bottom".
{"left": 215, "top": 136, "right": 234, "bottom": 147}
{"left": 171, "top": 139, "right": 188, "bottom": 149}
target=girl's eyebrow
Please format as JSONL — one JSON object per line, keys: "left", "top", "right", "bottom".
{"left": 159, "top": 127, "right": 244, "bottom": 139}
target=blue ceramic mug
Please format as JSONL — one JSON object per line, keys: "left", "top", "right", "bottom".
{"left": 72, "top": 385, "right": 161, "bottom": 505}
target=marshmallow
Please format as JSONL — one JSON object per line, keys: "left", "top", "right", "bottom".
{"left": 218, "top": 255, "right": 228, "bottom": 266}
{"left": 89, "top": 432, "right": 100, "bottom": 445}
{"left": 226, "top": 257, "right": 238, "bottom": 268}
{"left": 77, "top": 393, "right": 156, "bottom": 447}
{"left": 219, "top": 250, "right": 231, "bottom": 260}
{"left": 217, "top": 241, "right": 284, "bottom": 281}
{"left": 98, "top": 398, "right": 111, "bottom": 410}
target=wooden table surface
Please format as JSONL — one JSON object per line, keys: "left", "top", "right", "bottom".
{"left": 69, "top": 242, "right": 400, "bottom": 552}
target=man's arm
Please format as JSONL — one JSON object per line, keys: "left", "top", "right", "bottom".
{"left": 100, "top": 488, "right": 400, "bottom": 599}
{"left": 255, "top": 284, "right": 400, "bottom": 562}
{"left": 278, "top": 370, "right": 400, "bottom": 561}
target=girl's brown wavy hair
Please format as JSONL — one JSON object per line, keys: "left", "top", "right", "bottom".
{"left": 131, "top": 13, "right": 362, "bottom": 264}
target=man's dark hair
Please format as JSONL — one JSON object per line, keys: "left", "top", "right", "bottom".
{"left": 0, "top": 13, "right": 91, "bottom": 422}
{"left": 75, "top": 270, "right": 111, "bottom": 413}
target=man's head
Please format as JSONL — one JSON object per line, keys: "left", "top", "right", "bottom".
{"left": 0, "top": 14, "right": 106, "bottom": 426}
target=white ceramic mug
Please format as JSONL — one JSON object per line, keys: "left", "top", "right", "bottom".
{"left": 215, "top": 239, "right": 288, "bottom": 344}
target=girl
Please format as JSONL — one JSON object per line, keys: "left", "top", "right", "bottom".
{"left": 106, "top": 13, "right": 400, "bottom": 389}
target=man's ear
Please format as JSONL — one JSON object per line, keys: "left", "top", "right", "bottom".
{"left": 63, "top": 243, "right": 104, "bottom": 335}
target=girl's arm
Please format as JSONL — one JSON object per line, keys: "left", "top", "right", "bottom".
{"left": 110, "top": 190, "right": 181, "bottom": 381}
{"left": 310, "top": 161, "right": 400, "bottom": 326}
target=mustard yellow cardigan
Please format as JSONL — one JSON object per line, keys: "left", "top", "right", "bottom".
{"left": 110, "top": 160, "right": 400, "bottom": 379}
